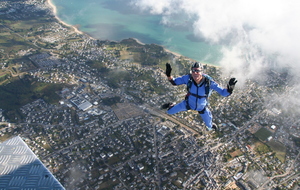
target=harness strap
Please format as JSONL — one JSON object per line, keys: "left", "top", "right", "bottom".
{"left": 185, "top": 74, "right": 212, "bottom": 110}
{"left": 185, "top": 93, "right": 207, "bottom": 110}
{"left": 185, "top": 101, "right": 191, "bottom": 110}
{"left": 187, "top": 92, "right": 207, "bottom": 99}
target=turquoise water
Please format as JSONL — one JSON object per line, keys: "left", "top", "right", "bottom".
{"left": 51, "top": 0, "right": 222, "bottom": 65}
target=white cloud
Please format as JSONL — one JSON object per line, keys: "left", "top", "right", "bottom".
{"left": 130, "top": 0, "right": 173, "bottom": 15}
{"left": 131, "top": 0, "right": 300, "bottom": 85}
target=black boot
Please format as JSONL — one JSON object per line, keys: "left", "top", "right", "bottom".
{"left": 161, "top": 102, "right": 174, "bottom": 109}
{"left": 212, "top": 123, "right": 219, "bottom": 131}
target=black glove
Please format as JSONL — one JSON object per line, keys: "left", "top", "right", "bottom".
{"left": 227, "top": 78, "right": 237, "bottom": 94}
{"left": 165, "top": 63, "right": 172, "bottom": 77}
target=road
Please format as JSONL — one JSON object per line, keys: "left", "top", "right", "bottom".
{"left": 143, "top": 104, "right": 200, "bottom": 136}
{"left": 258, "top": 151, "right": 300, "bottom": 190}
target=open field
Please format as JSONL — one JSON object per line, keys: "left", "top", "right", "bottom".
{"left": 0, "top": 76, "right": 67, "bottom": 121}
{"left": 267, "top": 140, "right": 286, "bottom": 162}
{"left": 254, "top": 127, "right": 273, "bottom": 141}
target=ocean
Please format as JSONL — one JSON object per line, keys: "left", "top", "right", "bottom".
{"left": 51, "top": 0, "right": 222, "bottom": 65}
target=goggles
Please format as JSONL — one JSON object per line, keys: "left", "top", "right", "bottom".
{"left": 191, "top": 69, "right": 202, "bottom": 73}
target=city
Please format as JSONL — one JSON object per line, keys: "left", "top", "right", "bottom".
{"left": 0, "top": 0, "right": 299, "bottom": 189}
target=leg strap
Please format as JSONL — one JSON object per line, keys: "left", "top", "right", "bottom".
{"left": 185, "top": 95, "right": 191, "bottom": 110}
{"left": 185, "top": 100, "right": 191, "bottom": 110}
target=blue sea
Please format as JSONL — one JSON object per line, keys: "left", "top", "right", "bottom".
{"left": 51, "top": 0, "right": 222, "bottom": 65}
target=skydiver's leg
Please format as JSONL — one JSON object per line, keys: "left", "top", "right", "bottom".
{"left": 199, "top": 107, "right": 213, "bottom": 129}
{"left": 167, "top": 100, "right": 188, "bottom": 115}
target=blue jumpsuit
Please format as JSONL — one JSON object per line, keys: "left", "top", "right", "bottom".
{"left": 167, "top": 74, "right": 230, "bottom": 129}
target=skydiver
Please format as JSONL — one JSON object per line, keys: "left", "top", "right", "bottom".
{"left": 162, "top": 62, "right": 237, "bottom": 131}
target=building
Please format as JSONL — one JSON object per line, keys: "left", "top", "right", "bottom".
{"left": 70, "top": 96, "right": 93, "bottom": 111}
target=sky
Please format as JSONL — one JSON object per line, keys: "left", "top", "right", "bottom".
{"left": 131, "top": 0, "right": 300, "bottom": 85}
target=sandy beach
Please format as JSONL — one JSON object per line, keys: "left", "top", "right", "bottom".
{"left": 132, "top": 38, "right": 183, "bottom": 59}
{"left": 46, "top": 0, "right": 186, "bottom": 60}
{"left": 163, "top": 48, "right": 183, "bottom": 58}
{"left": 46, "top": 0, "right": 83, "bottom": 35}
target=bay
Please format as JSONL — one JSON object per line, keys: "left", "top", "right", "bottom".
{"left": 51, "top": 0, "right": 222, "bottom": 65}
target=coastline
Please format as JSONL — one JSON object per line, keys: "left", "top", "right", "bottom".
{"left": 132, "top": 38, "right": 182, "bottom": 58}
{"left": 163, "top": 48, "right": 182, "bottom": 58}
{"left": 46, "top": 0, "right": 188, "bottom": 61}
{"left": 46, "top": 0, "right": 83, "bottom": 35}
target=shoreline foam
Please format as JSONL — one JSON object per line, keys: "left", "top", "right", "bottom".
{"left": 46, "top": 0, "right": 190, "bottom": 61}
{"left": 47, "top": 0, "right": 83, "bottom": 35}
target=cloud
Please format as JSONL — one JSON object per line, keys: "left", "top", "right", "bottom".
{"left": 131, "top": 0, "right": 300, "bottom": 86}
